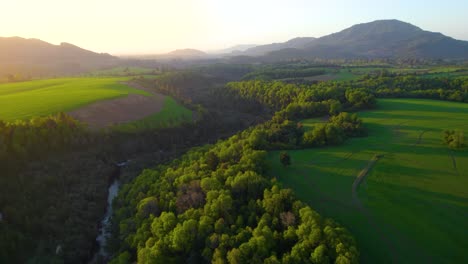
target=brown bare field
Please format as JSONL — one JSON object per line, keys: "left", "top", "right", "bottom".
{"left": 69, "top": 81, "right": 166, "bottom": 128}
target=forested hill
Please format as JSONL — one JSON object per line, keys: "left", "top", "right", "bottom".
{"left": 241, "top": 20, "right": 468, "bottom": 59}
{"left": 0, "top": 37, "right": 118, "bottom": 78}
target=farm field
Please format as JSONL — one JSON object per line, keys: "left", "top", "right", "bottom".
{"left": 115, "top": 96, "right": 193, "bottom": 132}
{"left": 266, "top": 99, "right": 468, "bottom": 263}
{"left": 0, "top": 77, "right": 193, "bottom": 131}
{"left": 0, "top": 77, "right": 149, "bottom": 121}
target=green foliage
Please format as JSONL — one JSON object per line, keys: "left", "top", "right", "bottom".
{"left": 227, "top": 80, "right": 376, "bottom": 112}
{"left": 86, "top": 66, "right": 158, "bottom": 77}
{"left": 243, "top": 66, "right": 326, "bottom": 81}
{"left": 330, "top": 112, "right": 366, "bottom": 137}
{"left": 109, "top": 99, "right": 362, "bottom": 263}
{"left": 442, "top": 129, "right": 465, "bottom": 149}
{"left": 358, "top": 74, "right": 468, "bottom": 103}
{"left": 0, "top": 113, "right": 108, "bottom": 263}
{"left": 267, "top": 99, "right": 468, "bottom": 263}
{"left": 0, "top": 113, "right": 87, "bottom": 161}
{"left": 302, "top": 112, "right": 364, "bottom": 147}
{"left": 280, "top": 152, "right": 291, "bottom": 166}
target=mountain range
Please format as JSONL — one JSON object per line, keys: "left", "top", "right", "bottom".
{"left": 1, "top": 19, "right": 467, "bottom": 78}
{"left": 239, "top": 19, "right": 468, "bottom": 59}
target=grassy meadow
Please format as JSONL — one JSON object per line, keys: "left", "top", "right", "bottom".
{"left": 267, "top": 99, "right": 468, "bottom": 263}
{"left": 0, "top": 77, "right": 149, "bottom": 121}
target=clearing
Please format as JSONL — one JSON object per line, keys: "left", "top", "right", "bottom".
{"left": 0, "top": 77, "right": 147, "bottom": 121}
{"left": 267, "top": 99, "right": 468, "bottom": 263}
{"left": 0, "top": 77, "right": 192, "bottom": 130}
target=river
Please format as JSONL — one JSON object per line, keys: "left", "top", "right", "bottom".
{"left": 90, "top": 178, "right": 120, "bottom": 263}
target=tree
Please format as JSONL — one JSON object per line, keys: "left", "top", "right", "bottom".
{"left": 205, "top": 151, "right": 220, "bottom": 171}
{"left": 442, "top": 129, "right": 465, "bottom": 149}
{"left": 280, "top": 152, "right": 291, "bottom": 167}
{"left": 328, "top": 99, "right": 342, "bottom": 116}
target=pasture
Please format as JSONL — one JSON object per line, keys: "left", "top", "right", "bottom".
{"left": 266, "top": 99, "right": 468, "bottom": 263}
{"left": 0, "top": 77, "right": 192, "bottom": 131}
{"left": 0, "top": 77, "right": 148, "bottom": 121}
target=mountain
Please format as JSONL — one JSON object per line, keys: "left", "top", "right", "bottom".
{"left": 242, "top": 37, "right": 317, "bottom": 56}
{"left": 215, "top": 44, "right": 257, "bottom": 54}
{"left": 0, "top": 37, "right": 118, "bottom": 78}
{"left": 251, "top": 20, "right": 468, "bottom": 60}
{"left": 166, "top": 49, "right": 208, "bottom": 58}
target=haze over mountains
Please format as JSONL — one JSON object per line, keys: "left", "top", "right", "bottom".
{"left": 0, "top": 37, "right": 117, "bottom": 78}
{"left": 153, "top": 20, "right": 468, "bottom": 60}
{"left": 1, "top": 19, "right": 467, "bottom": 78}
{"left": 239, "top": 20, "right": 468, "bottom": 59}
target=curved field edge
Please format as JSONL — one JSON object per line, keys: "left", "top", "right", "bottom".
{"left": 266, "top": 99, "right": 468, "bottom": 263}
{"left": 113, "top": 96, "right": 193, "bottom": 132}
{"left": 0, "top": 77, "right": 149, "bottom": 121}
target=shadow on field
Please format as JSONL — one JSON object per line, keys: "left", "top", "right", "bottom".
{"left": 363, "top": 112, "right": 443, "bottom": 121}
{"left": 371, "top": 161, "right": 450, "bottom": 181}
{"left": 375, "top": 100, "right": 468, "bottom": 114}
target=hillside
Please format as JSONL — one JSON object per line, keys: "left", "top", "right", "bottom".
{"left": 215, "top": 44, "right": 257, "bottom": 54}
{"left": 242, "top": 37, "right": 317, "bottom": 56}
{"left": 0, "top": 37, "right": 118, "bottom": 78}
{"left": 241, "top": 20, "right": 468, "bottom": 59}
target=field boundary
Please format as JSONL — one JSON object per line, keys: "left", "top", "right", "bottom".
{"left": 352, "top": 154, "right": 382, "bottom": 200}
{"left": 69, "top": 81, "right": 167, "bottom": 128}
{"left": 351, "top": 154, "right": 400, "bottom": 263}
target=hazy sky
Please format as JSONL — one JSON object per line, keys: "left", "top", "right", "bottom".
{"left": 2, "top": 0, "right": 468, "bottom": 54}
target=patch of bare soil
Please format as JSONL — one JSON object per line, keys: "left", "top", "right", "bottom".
{"left": 69, "top": 82, "right": 165, "bottom": 128}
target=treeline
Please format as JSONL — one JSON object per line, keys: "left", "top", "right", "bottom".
{"left": 0, "top": 113, "right": 90, "bottom": 163}
{"left": 108, "top": 78, "right": 374, "bottom": 263}
{"left": 227, "top": 80, "right": 376, "bottom": 112}
{"left": 356, "top": 75, "right": 468, "bottom": 102}
{"left": 142, "top": 72, "right": 270, "bottom": 118}
{"left": 0, "top": 73, "right": 271, "bottom": 263}
{"left": 243, "top": 67, "right": 326, "bottom": 81}
{"left": 109, "top": 116, "right": 362, "bottom": 264}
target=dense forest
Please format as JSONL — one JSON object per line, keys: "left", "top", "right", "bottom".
{"left": 0, "top": 72, "right": 269, "bottom": 263}
{"left": 242, "top": 67, "right": 326, "bottom": 81}
{"left": 1, "top": 65, "right": 467, "bottom": 263}
{"left": 357, "top": 74, "right": 468, "bottom": 102}
{"left": 107, "top": 74, "right": 376, "bottom": 263}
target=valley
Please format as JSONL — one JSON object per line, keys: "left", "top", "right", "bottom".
{"left": 0, "top": 11, "right": 467, "bottom": 264}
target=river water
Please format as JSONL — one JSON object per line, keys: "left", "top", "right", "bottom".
{"left": 92, "top": 179, "right": 120, "bottom": 262}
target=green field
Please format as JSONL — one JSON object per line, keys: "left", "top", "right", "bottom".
{"left": 0, "top": 77, "right": 149, "bottom": 121}
{"left": 267, "top": 99, "right": 468, "bottom": 263}
{"left": 115, "top": 96, "right": 193, "bottom": 132}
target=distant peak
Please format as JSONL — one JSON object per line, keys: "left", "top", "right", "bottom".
{"left": 167, "top": 49, "right": 207, "bottom": 56}
{"left": 349, "top": 19, "right": 422, "bottom": 31}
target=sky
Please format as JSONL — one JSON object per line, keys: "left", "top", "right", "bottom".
{"left": 1, "top": 0, "right": 468, "bottom": 55}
